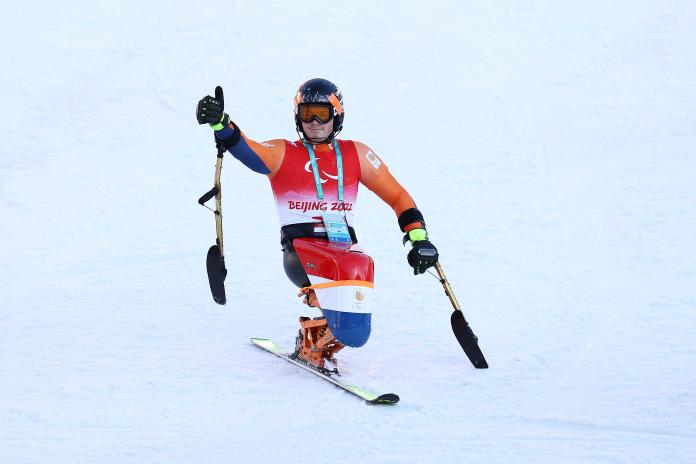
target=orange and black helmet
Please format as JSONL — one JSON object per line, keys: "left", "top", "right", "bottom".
{"left": 294, "top": 78, "right": 344, "bottom": 142}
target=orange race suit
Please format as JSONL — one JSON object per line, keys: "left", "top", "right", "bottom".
{"left": 213, "top": 121, "right": 425, "bottom": 235}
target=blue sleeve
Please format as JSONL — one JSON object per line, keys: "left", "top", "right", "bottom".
{"left": 215, "top": 124, "right": 271, "bottom": 175}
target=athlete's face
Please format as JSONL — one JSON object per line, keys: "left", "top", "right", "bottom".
{"left": 301, "top": 118, "right": 333, "bottom": 143}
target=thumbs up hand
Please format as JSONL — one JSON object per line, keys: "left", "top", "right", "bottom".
{"left": 196, "top": 86, "right": 229, "bottom": 131}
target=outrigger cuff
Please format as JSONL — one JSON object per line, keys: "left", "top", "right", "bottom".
{"left": 398, "top": 207, "right": 425, "bottom": 232}
{"left": 215, "top": 120, "right": 242, "bottom": 149}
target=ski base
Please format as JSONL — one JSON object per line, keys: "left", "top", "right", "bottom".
{"left": 251, "top": 338, "right": 399, "bottom": 405}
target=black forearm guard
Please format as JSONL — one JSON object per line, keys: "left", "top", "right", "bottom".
{"left": 398, "top": 208, "right": 425, "bottom": 232}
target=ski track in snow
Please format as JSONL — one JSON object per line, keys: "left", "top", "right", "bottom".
{"left": 2, "top": 1, "right": 695, "bottom": 463}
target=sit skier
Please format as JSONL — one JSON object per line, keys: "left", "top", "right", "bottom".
{"left": 196, "top": 78, "right": 438, "bottom": 373}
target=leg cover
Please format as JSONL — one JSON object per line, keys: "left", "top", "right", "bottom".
{"left": 292, "top": 239, "right": 374, "bottom": 348}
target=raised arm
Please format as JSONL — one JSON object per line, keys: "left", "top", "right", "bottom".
{"left": 197, "top": 90, "right": 284, "bottom": 176}
{"left": 215, "top": 123, "right": 284, "bottom": 176}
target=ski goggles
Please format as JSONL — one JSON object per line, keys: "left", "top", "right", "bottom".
{"left": 297, "top": 103, "right": 334, "bottom": 124}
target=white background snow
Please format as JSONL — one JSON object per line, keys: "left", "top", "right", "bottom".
{"left": 2, "top": 1, "right": 695, "bottom": 462}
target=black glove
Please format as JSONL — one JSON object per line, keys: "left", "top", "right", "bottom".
{"left": 407, "top": 240, "right": 439, "bottom": 275}
{"left": 196, "top": 86, "right": 229, "bottom": 130}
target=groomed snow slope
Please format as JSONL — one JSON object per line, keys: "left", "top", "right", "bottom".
{"left": 1, "top": 1, "right": 695, "bottom": 463}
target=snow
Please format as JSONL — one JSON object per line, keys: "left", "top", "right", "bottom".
{"left": 2, "top": 0, "right": 695, "bottom": 462}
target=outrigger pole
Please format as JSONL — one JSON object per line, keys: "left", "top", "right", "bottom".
{"left": 433, "top": 262, "right": 488, "bottom": 368}
{"left": 197, "top": 87, "right": 228, "bottom": 305}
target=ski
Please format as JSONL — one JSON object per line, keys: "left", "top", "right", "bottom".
{"left": 250, "top": 338, "right": 399, "bottom": 405}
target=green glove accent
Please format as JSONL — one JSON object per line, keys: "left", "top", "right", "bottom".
{"left": 408, "top": 228, "right": 428, "bottom": 243}
{"left": 210, "top": 113, "right": 227, "bottom": 131}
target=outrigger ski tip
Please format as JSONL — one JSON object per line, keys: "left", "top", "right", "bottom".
{"left": 250, "top": 338, "right": 399, "bottom": 405}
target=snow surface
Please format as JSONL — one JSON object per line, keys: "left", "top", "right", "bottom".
{"left": 2, "top": 1, "right": 695, "bottom": 462}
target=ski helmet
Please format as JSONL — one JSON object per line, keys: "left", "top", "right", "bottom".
{"left": 294, "top": 78, "right": 344, "bottom": 142}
